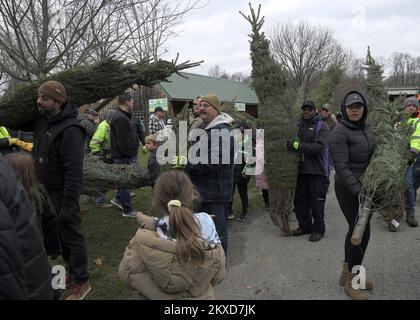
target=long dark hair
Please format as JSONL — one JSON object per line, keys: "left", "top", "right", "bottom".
{"left": 152, "top": 170, "right": 205, "bottom": 264}
{"left": 5, "top": 152, "right": 46, "bottom": 215}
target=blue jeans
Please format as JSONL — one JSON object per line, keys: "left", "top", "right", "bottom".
{"left": 114, "top": 157, "right": 137, "bottom": 213}
{"left": 199, "top": 202, "right": 228, "bottom": 255}
{"left": 405, "top": 161, "right": 420, "bottom": 217}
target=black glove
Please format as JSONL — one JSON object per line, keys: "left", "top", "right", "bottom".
{"left": 0, "top": 137, "right": 9, "bottom": 149}
{"left": 58, "top": 207, "right": 74, "bottom": 225}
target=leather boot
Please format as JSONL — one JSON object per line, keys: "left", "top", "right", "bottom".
{"left": 340, "top": 262, "right": 373, "bottom": 290}
{"left": 344, "top": 274, "right": 368, "bottom": 300}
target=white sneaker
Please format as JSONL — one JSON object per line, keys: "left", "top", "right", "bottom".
{"left": 110, "top": 198, "right": 123, "bottom": 210}
{"left": 122, "top": 210, "right": 138, "bottom": 218}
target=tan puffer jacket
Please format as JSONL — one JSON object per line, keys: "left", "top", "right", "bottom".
{"left": 119, "top": 213, "right": 225, "bottom": 300}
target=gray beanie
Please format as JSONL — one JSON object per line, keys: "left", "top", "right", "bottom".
{"left": 404, "top": 96, "right": 419, "bottom": 108}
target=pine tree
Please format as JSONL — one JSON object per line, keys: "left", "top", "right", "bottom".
{"left": 241, "top": 4, "right": 299, "bottom": 234}
{"left": 308, "top": 64, "right": 343, "bottom": 109}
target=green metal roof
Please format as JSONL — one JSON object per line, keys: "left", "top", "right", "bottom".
{"left": 160, "top": 72, "right": 259, "bottom": 104}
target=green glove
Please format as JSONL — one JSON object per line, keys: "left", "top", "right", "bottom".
{"left": 171, "top": 155, "right": 187, "bottom": 168}
{"left": 142, "top": 146, "right": 148, "bottom": 154}
{"left": 287, "top": 138, "right": 300, "bottom": 151}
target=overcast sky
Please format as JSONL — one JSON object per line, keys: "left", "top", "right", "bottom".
{"left": 162, "top": 0, "right": 420, "bottom": 77}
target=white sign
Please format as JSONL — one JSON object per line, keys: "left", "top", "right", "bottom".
{"left": 235, "top": 103, "right": 246, "bottom": 112}
{"left": 149, "top": 98, "right": 168, "bottom": 112}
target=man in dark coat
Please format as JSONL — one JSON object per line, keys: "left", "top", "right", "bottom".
{"left": 0, "top": 156, "right": 52, "bottom": 300}
{"left": 287, "top": 100, "right": 330, "bottom": 242}
{"left": 77, "top": 108, "right": 98, "bottom": 154}
{"left": 109, "top": 93, "right": 139, "bottom": 217}
{"left": 32, "top": 80, "right": 90, "bottom": 300}
{"left": 188, "top": 94, "right": 234, "bottom": 254}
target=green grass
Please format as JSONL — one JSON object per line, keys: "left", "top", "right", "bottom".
{"left": 60, "top": 153, "right": 264, "bottom": 299}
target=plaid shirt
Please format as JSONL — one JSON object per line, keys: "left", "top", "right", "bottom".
{"left": 148, "top": 115, "right": 165, "bottom": 135}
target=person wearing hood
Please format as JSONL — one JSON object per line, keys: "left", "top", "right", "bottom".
{"left": 329, "top": 91, "right": 376, "bottom": 300}
{"left": 33, "top": 80, "right": 91, "bottom": 300}
{"left": 188, "top": 94, "right": 234, "bottom": 255}
{"left": 403, "top": 96, "right": 420, "bottom": 228}
{"left": 287, "top": 100, "right": 330, "bottom": 242}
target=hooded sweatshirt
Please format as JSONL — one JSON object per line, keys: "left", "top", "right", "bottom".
{"left": 329, "top": 91, "right": 376, "bottom": 195}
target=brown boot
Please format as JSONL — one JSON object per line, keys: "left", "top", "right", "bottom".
{"left": 344, "top": 274, "right": 368, "bottom": 300}
{"left": 339, "top": 262, "right": 350, "bottom": 287}
{"left": 340, "top": 263, "right": 373, "bottom": 290}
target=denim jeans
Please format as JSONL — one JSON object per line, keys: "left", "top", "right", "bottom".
{"left": 405, "top": 160, "right": 420, "bottom": 217}
{"left": 114, "top": 157, "right": 137, "bottom": 213}
{"left": 199, "top": 202, "right": 228, "bottom": 255}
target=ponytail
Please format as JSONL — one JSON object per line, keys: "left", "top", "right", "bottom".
{"left": 169, "top": 206, "right": 205, "bottom": 264}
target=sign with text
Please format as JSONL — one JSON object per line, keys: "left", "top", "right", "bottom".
{"left": 234, "top": 103, "right": 246, "bottom": 112}
{"left": 149, "top": 98, "right": 169, "bottom": 112}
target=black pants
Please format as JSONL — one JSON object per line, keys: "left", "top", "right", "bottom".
{"left": 294, "top": 174, "right": 328, "bottom": 234}
{"left": 200, "top": 202, "right": 228, "bottom": 255}
{"left": 49, "top": 191, "right": 89, "bottom": 284}
{"left": 262, "top": 189, "right": 269, "bottom": 206}
{"left": 228, "top": 182, "right": 249, "bottom": 215}
{"left": 335, "top": 182, "right": 371, "bottom": 271}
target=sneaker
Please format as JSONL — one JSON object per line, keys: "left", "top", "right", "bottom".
{"left": 96, "top": 203, "right": 113, "bottom": 209}
{"left": 227, "top": 213, "right": 235, "bottom": 220}
{"left": 291, "top": 227, "right": 311, "bottom": 236}
{"left": 66, "top": 281, "right": 91, "bottom": 300}
{"left": 407, "top": 215, "right": 418, "bottom": 227}
{"left": 237, "top": 212, "right": 247, "bottom": 222}
{"left": 122, "top": 210, "right": 138, "bottom": 218}
{"left": 110, "top": 198, "right": 123, "bottom": 210}
{"left": 264, "top": 203, "right": 270, "bottom": 211}
{"left": 130, "top": 192, "right": 135, "bottom": 198}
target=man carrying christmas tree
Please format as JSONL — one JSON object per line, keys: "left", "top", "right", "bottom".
{"left": 404, "top": 96, "right": 420, "bottom": 228}
{"left": 287, "top": 100, "right": 330, "bottom": 242}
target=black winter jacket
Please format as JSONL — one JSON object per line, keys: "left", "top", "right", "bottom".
{"left": 329, "top": 91, "right": 376, "bottom": 196}
{"left": 110, "top": 108, "right": 139, "bottom": 159}
{"left": 0, "top": 157, "right": 53, "bottom": 300}
{"left": 297, "top": 116, "right": 330, "bottom": 177}
{"left": 32, "top": 102, "right": 86, "bottom": 212}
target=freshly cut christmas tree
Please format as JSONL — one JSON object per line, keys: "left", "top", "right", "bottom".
{"left": 0, "top": 56, "right": 201, "bottom": 130}
{"left": 240, "top": 4, "right": 298, "bottom": 234}
{"left": 352, "top": 48, "right": 409, "bottom": 243}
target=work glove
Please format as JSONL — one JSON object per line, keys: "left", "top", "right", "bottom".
{"left": 142, "top": 146, "right": 148, "bottom": 154}
{"left": 9, "top": 137, "right": 33, "bottom": 152}
{"left": 286, "top": 138, "right": 300, "bottom": 151}
{"left": 170, "top": 155, "right": 188, "bottom": 169}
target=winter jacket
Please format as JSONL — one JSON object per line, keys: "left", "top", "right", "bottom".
{"left": 110, "top": 107, "right": 139, "bottom": 159}
{"left": 0, "top": 157, "right": 53, "bottom": 300}
{"left": 148, "top": 114, "right": 166, "bottom": 135}
{"left": 132, "top": 114, "right": 146, "bottom": 146}
{"left": 188, "top": 113, "right": 235, "bottom": 203}
{"left": 32, "top": 102, "right": 86, "bottom": 214}
{"left": 147, "top": 150, "right": 160, "bottom": 187}
{"left": 119, "top": 213, "right": 225, "bottom": 300}
{"left": 90, "top": 119, "right": 112, "bottom": 161}
{"left": 407, "top": 117, "right": 420, "bottom": 154}
{"left": 329, "top": 91, "right": 376, "bottom": 196}
{"left": 296, "top": 116, "right": 330, "bottom": 177}
{"left": 0, "top": 126, "right": 18, "bottom": 155}
{"left": 189, "top": 110, "right": 203, "bottom": 130}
